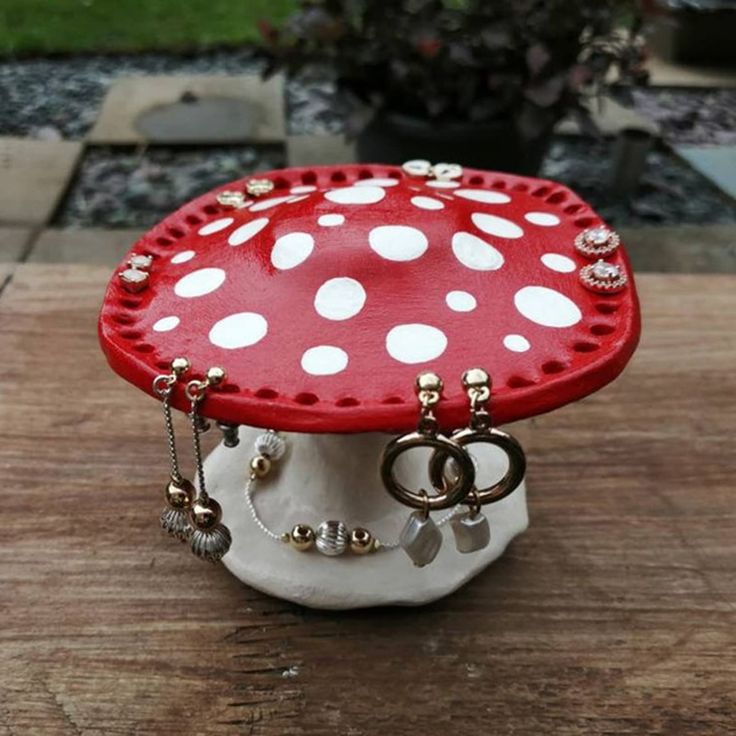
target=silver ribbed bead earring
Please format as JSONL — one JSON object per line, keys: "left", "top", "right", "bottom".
{"left": 185, "top": 367, "right": 232, "bottom": 563}
{"left": 153, "top": 357, "right": 195, "bottom": 542}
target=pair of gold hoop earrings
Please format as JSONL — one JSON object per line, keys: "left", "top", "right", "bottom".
{"left": 381, "top": 368, "right": 526, "bottom": 566}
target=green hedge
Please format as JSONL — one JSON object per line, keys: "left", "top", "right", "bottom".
{"left": 0, "top": 0, "right": 295, "bottom": 56}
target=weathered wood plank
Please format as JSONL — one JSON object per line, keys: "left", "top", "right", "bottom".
{"left": 0, "top": 266, "right": 734, "bottom": 735}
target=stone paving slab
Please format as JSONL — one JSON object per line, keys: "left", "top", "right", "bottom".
{"left": 0, "top": 227, "right": 33, "bottom": 262}
{"left": 88, "top": 75, "right": 286, "bottom": 145}
{"left": 0, "top": 138, "right": 82, "bottom": 226}
{"left": 621, "top": 224, "right": 736, "bottom": 274}
{"left": 675, "top": 146, "right": 736, "bottom": 199}
{"left": 286, "top": 134, "right": 357, "bottom": 167}
{"left": 647, "top": 56, "right": 736, "bottom": 88}
{"left": 27, "top": 228, "right": 144, "bottom": 266}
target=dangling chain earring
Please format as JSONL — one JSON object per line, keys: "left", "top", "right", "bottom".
{"left": 380, "top": 372, "right": 476, "bottom": 567}
{"left": 184, "top": 367, "right": 232, "bottom": 563}
{"left": 153, "top": 357, "right": 195, "bottom": 542}
{"left": 430, "top": 368, "right": 527, "bottom": 554}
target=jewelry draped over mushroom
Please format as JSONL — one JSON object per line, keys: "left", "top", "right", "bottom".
{"left": 98, "top": 160, "right": 638, "bottom": 603}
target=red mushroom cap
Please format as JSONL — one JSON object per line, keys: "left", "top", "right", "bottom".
{"left": 99, "top": 164, "right": 640, "bottom": 433}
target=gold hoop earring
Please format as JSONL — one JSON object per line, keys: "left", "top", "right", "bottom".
{"left": 380, "top": 372, "right": 475, "bottom": 566}
{"left": 429, "top": 368, "right": 527, "bottom": 553}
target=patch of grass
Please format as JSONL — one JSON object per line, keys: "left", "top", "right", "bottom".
{"left": 0, "top": 0, "right": 296, "bottom": 56}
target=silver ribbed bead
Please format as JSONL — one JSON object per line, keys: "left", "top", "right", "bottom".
{"left": 315, "top": 520, "right": 349, "bottom": 556}
{"left": 160, "top": 508, "right": 192, "bottom": 541}
{"left": 189, "top": 525, "right": 232, "bottom": 563}
{"left": 254, "top": 431, "right": 286, "bottom": 460}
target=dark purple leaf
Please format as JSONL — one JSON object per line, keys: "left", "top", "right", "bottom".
{"left": 526, "top": 43, "right": 550, "bottom": 75}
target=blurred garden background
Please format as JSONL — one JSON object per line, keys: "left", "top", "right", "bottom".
{"left": 0, "top": 0, "right": 734, "bottom": 271}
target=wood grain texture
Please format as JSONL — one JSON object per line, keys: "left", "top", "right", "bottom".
{"left": 0, "top": 265, "right": 734, "bottom": 736}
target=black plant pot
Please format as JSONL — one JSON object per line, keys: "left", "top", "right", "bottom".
{"left": 356, "top": 111, "right": 552, "bottom": 175}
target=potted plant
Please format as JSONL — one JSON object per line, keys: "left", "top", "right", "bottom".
{"left": 259, "top": 0, "right": 647, "bottom": 174}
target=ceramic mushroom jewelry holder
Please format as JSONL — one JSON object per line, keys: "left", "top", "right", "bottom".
{"left": 99, "top": 162, "right": 640, "bottom": 609}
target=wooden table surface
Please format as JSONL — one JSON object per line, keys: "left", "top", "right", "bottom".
{"left": 1, "top": 265, "right": 734, "bottom": 735}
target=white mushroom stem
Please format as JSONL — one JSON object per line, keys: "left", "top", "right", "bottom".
{"left": 206, "top": 427, "right": 529, "bottom": 610}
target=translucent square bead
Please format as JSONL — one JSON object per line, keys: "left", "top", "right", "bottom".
{"left": 451, "top": 511, "right": 490, "bottom": 553}
{"left": 399, "top": 511, "right": 443, "bottom": 567}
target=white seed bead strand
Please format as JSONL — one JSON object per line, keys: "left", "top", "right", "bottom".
{"left": 244, "top": 475, "right": 283, "bottom": 542}
{"left": 243, "top": 433, "right": 463, "bottom": 552}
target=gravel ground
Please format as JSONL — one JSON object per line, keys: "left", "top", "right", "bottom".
{"left": 55, "top": 145, "right": 285, "bottom": 228}
{"left": 541, "top": 137, "right": 736, "bottom": 227}
{"left": 628, "top": 87, "right": 736, "bottom": 146}
{"left": 54, "top": 136, "right": 736, "bottom": 229}
{"left": 2, "top": 51, "right": 734, "bottom": 228}
{"left": 4, "top": 51, "right": 734, "bottom": 144}
{"left": 0, "top": 51, "right": 341, "bottom": 139}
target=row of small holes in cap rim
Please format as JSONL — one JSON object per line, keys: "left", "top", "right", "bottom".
{"left": 108, "top": 163, "right": 625, "bottom": 411}
{"left": 128, "top": 167, "right": 598, "bottom": 262}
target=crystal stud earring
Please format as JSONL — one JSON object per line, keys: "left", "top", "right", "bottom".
{"left": 118, "top": 252, "right": 153, "bottom": 293}
{"left": 246, "top": 178, "right": 275, "bottom": 197}
{"left": 579, "top": 259, "right": 628, "bottom": 294}
{"left": 574, "top": 226, "right": 621, "bottom": 259}
{"left": 216, "top": 190, "right": 247, "bottom": 208}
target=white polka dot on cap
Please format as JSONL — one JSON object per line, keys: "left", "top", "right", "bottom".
{"left": 171, "top": 250, "right": 195, "bottom": 264}
{"left": 472, "top": 213, "right": 524, "bottom": 239}
{"left": 452, "top": 232, "right": 504, "bottom": 271}
{"left": 445, "top": 290, "right": 477, "bottom": 312}
{"left": 411, "top": 196, "right": 444, "bottom": 211}
{"left": 369, "top": 225, "right": 428, "bottom": 262}
{"left": 250, "top": 196, "right": 297, "bottom": 212}
{"left": 152, "top": 315, "right": 180, "bottom": 332}
{"left": 325, "top": 186, "right": 386, "bottom": 205}
{"left": 314, "top": 277, "right": 366, "bottom": 321}
{"left": 209, "top": 312, "right": 268, "bottom": 349}
{"left": 198, "top": 217, "right": 233, "bottom": 236}
{"left": 426, "top": 180, "right": 459, "bottom": 189}
{"left": 271, "top": 232, "right": 314, "bottom": 270}
{"left": 318, "top": 214, "right": 345, "bottom": 227}
{"left": 354, "top": 178, "right": 399, "bottom": 187}
{"left": 228, "top": 218, "right": 269, "bottom": 246}
{"left": 454, "top": 189, "right": 511, "bottom": 204}
{"left": 386, "top": 324, "right": 448, "bottom": 364}
{"left": 541, "top": 253, "right": 576, "bottom": 273}
{"left": 174, "top": 268, "right": 226, "bottom": 298}
{"left": 514, "top": 286, "right": 582, "bottom": 328}
{"left": 301, "top": 345, "right": 349, "bottom": 376}
{"left": 503, "top": 334, "right": 531, "bottom": 352}
{"left": 525, "top": 212, "right": 561, "bottom": 226}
